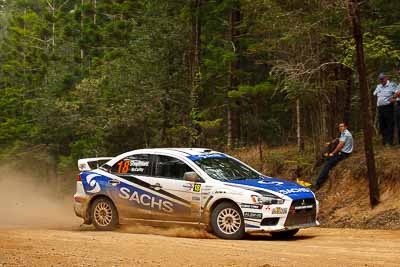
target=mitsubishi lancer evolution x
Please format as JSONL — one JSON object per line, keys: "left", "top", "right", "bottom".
{"left": 74, "top": 148, "right": 319, "bottom": 239}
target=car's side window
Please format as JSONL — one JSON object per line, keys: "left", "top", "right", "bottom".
{"left": 153, "top": 155, "right": 194, "bottom": 180}
{"left": 110, "top": 154, "right": 152, "bottom": 176}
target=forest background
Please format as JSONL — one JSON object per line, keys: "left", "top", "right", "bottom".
{"left": 0, "top": 0, "right": 399, "bottom": 192}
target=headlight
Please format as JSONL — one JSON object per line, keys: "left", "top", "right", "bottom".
{"left": 251, "top": 194, "right": 284, "bottom": 205}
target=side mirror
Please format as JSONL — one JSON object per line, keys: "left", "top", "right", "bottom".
{"left": 183, "top": 171, "right": 202, "bottom": 182}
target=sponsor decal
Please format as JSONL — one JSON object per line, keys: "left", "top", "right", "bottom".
{"left": 214, "top": 190, "right": 226, "bottom": 194}
{"left": 182, "top": 183, "right": 193, "bottom": 190}
{"left": 131, "top": 160, "right": 150, "bottom": 167}
{"left": 295, "top": 205, "right": 313, "bottom": 210}
{"left": 202, "top": 185, "right": 213, "bottom": 194}
{"left": 240, "top": 203, "right": 263, "bottom": 209}
{"left": 193, "top": 183, "right": 201, "bottom": 192}
{"left": 118, "top": 187, "right": 174, "bottom": 213}
{"left": 272, "top": 207, "right": 288, "bottom": 214}
{"left": 279, "top": 188, "right": 311, "bottom": 195}
{"left": 258, "top": 180, "right": 284, "bottom": 186}
{"left": 130, "top": 160, "right": 150, "bottom": 173}
{"left": 243, "top": 212, "right": 263, "bottom": 219}
{"left": 86, "top": 174, "right": 101, "bottom": 193}
{"left": 192, "top": 196, "right": 200, "bottom": 201}
{"left": 131, "top": 167, "right": 145, "bottom": 172}
{"left": 265, "top": 205, "right": 271, "bottom": 211}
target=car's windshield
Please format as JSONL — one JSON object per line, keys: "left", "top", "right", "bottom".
{"left": 192, "top": 157, "right": 260, "bottom": 181}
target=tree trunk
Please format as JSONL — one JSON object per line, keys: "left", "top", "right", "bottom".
{"left": 190, "top": 0, "right": 201, "bottom": 146}
{"left": 296, "top": 98, "right": 304, "bottom": 153}
{"left": 348, "top": 0, "right": 379, "bottom": 207}
{"left": 93, "top": 0, "right": 97, "bottom": 25}
{"left": 343, "top": 66, "right": 353, "bottom": 125}
{"left": 161, "top": 88, "right": 171, "bottom": 146}
{"left": 80, "top": 0, "right": 84, "bottom": 67}
{"left": 227, "top": 4, "right": 240, "bottom": 149}
{"left": 51, "top": 4, "right": 55, "bottom": 49}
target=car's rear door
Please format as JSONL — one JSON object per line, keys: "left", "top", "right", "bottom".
{"left": 108, "top": 153, "right": 156, "bottom": 220}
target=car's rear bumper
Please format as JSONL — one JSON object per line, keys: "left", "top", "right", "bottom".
{"left": 74, "top": 182, "right": 90, "bottom": 223}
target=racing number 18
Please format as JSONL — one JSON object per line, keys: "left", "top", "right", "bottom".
{"left": 117, "top": 160, "right": 130, "bottom": 174}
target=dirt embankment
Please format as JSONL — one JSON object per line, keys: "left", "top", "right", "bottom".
{"left": 316, "top": 147, "right": 400, "bottom": 229}
{"left": 232, "top": 145, "right": 400, "bottom": 230}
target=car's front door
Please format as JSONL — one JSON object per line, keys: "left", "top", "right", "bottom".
{"left": 149, "top": 154, "right": 204, "bottom": 222}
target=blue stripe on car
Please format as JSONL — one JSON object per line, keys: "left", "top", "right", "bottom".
{"left": 225, "top": 177, "right": 314, "bottom": 200}
{"left": 187, "top": 153, "right": 227, "bottom": 161}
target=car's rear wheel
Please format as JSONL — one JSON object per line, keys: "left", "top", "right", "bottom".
{"left": 91, "top": 197, "right": 118, "bottom": 231}
{"left": 270, "top": 229, "right": 299, "bottom": 238}
{"left": 211, "top": 202, "right": 245, "bottom": 240}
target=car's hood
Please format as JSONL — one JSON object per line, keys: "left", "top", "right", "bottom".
{"left": 224, "top": 177, "right": 314, "bottom": 200}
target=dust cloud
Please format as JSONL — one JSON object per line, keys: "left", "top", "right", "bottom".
{"left": 0, "top": 167, "right": 216, "bottom": 238}
{"left": 0, "top": 167, "right": 81, "bottom": 229}
{"left": 119, "top": 224, "right": 217, "bottom": 239}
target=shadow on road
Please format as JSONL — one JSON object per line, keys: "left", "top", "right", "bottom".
{"left": 245, "top": 233, "right": 316, "bottom": 241}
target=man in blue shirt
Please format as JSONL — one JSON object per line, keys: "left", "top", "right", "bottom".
{"left": 373, "top": 72, "right": 397, "bottom": 146}
{"left": 314, "top": 122, "right": 353, "bottom": 191}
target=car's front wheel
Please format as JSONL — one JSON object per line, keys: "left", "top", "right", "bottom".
{"left": 91, "top": 197, "right": 118, "bottom": 231}
{"left": 270, "top": 229, "right": 299, "bottom": 238}
{"left": 211, "top": 202, "right": 245, "bottom": 240}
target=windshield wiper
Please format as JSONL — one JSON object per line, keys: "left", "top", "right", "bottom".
{"left": 231, "top": 177, "right": 252, "bottom": 180}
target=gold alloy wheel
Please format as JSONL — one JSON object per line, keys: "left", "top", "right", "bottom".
{"left": 217, "top": 207, "right": 242, "bottom": 235}
{"left": 94, "top": 202, "right": 113, "bottom": 227}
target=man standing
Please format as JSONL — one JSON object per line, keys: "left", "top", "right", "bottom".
{"left": 395, "top": 72, "right": 400, "bottom": 145}
{"left": 314, "top": 122, "right": 353, "bottom": 191}
{"left": 373, "top": 72, "right": 397, "bottom": 146}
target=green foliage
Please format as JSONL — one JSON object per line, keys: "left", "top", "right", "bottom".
{"left": 341, "top": 33, "right": 400, "bottom": 74}
{"left": 198, "top": 118, "right": 223, "bottom": 130}
{"left": 1, "top": 0, "right": 399, "bottom": 173}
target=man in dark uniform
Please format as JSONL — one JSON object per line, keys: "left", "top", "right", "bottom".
{"left": 395, "top": 71, "right": 400, "bottom": 144}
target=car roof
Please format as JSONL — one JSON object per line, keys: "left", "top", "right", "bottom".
{"left": 128, "top": 148, "right": 219, "bottom": 157}
{"left": 104, "top": 148, "right": 224, "bottom": 167}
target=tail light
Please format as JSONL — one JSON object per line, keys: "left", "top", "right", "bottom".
{"left": 77, "top": 174, "right": 82, "bottom": 182}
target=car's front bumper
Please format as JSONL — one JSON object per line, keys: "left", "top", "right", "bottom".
{"left": 246, "top": 221, "right": 319, "bottom": 233}
{"left": 241, "top": 197, "right": 319, "bottom": 232}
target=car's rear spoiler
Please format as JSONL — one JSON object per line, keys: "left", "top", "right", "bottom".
{"left": 78, "top": 157, "right": 113, "bottom": 171}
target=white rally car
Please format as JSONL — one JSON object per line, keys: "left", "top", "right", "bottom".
{"left": 74, "top": 148, "right": 319, "bottom": 239}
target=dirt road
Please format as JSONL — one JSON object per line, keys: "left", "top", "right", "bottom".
{"left": 0, "top": 172, "right": 399, "bottom": 266}
{"left": 0, "top": 226, "right": 399, "bottom": 267}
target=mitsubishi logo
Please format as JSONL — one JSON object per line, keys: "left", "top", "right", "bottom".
{"left": 301, "top": 199, "right": 306, "bottom": 206}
